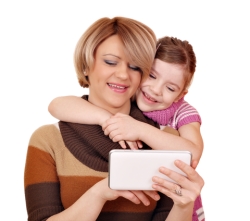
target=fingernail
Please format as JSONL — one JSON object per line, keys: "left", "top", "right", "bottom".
{"left": 155, "top": 195, "right": 160, "bottom": 200}
{"left": 175, "top": 160, "right": 181, "bottom": 166}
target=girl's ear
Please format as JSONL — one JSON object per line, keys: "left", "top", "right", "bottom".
{"left": 174, "top": 90, "right": 188, "bottom": 102}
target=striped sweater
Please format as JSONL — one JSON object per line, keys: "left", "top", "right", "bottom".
{"left": 24, "top": 101, "right": 174, "bottom": 221}
{"left": 143, "top": 97, "right": 202, "bottom": 129}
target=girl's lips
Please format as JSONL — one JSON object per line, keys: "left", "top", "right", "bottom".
{"left": 107, "top": 83, "right": 128, "bottom": 93}
{"left": 142, "top": 91, "right": 157, "bottom": 102}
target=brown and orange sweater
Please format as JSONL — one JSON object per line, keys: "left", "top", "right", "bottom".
{"left": 24, "top": 101, "right": 173, "bottom": 221}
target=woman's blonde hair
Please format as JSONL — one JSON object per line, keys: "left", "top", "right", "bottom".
{"left": 74, "top": 17, "right": 157, "bottom": 87}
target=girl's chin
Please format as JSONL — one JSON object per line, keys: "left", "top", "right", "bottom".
{"left": 137, "top": 102, "right": 155, "bottom": 112}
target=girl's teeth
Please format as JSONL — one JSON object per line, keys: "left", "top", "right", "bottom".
{"left": 144, "top": 92, "right": 156, "bottom": 102}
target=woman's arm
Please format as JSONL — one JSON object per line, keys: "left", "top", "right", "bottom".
{"left": 25, "top": 127, "right": 160, "bottom": 221}
{"left": 102, "top": 113, "right": 203, "bottom": 168}
{"left": 47, "top": 178, "right": 158, "bottom": 221}
{"left": 48, "top": 96, "right": 112, "bottom": 126}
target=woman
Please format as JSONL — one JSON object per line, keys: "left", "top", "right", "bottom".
{"left": 24, "top": 16, "right": 204, "bottom": 221}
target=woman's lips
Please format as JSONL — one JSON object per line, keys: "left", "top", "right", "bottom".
{"left": 108, "top": 83, "right": 128, "bottom": 93}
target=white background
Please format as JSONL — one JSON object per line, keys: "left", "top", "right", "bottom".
{"left": 1, "top": 0, "right": 249, "bottom": 220}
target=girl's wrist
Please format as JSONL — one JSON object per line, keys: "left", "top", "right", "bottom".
{"left": 99, "top": 112, "right": 113, "bottom": 126}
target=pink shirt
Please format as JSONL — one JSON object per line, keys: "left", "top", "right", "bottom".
{"left": 143, "top": 98, "right": 201, "bottom": 129}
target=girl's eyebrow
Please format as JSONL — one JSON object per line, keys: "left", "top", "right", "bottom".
{"left": 168, "top": 81, "right": 181, "bottom": 90}
{"left": 151, "top": 67, "right": 181, "bottom": 90}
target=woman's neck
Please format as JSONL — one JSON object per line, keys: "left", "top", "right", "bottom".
{"left": 88, "top": 95, "right": 131, "bottom": 115}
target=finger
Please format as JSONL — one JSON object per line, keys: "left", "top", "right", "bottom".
{"left": 174, "top": 160, "right": 204, "bottom": 186}
{"left": 102, "top": 118, "right": 116, "bottom": 132}
{"left": 152, "top": 174, "right": 178, "bottom": 192}
{"left": 116, "top": 190, "right": 141, "bottom": 204}
{"left": 157, "top": 162, "right": 204, "bottom": 193}
{"left": 143, "top": 190, "right": 160, "bottom": 201}
{"left": 126, "top": 141, "right": 138, "bottom": 150}
{"left": 191, "top": 160, "right": 198, "bottom": 169}
{"left": 109, "top": 133, "right": 123, "bottom": 142}
{"left": 131, "top": 191, "right": 150, "bottom": 206}
{"left": 118, "top": 141, "right": 127, "bottom": 149}
{"left": 153, "top": 166, "right": 189, "bottom": 191}
{"left": 102, "top": 119, "right": 112, "bottom": 131}
{"left": 104, "top": 124, "right": 118, "bottom": 136}
{"left": 152, "top": 182, "right": 176, "bottom": 197}
{"left": 151, "top": 183, "right": 189, "bottom": 205}
{"left": 152, "top": 180, "right": 197, "bottom": 204}
{"left": 136, "top": 140, "right": 143, "bottom": 148}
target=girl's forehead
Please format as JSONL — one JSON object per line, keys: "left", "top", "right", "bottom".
{"left": 152, "top": 59, "right": 186, "bottom": 76}
{"left": 151, "top": 59, "right": 186, "bottom": 87}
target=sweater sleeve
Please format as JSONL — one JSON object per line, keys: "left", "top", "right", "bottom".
{"left": 170, "top": 101, "right": 202, "bottom": 130}
{"left": 24, "top": 125, "right": 64, "bottom": 221}
{"left": 151, "top": 193, "right": 173, "bottom": 221}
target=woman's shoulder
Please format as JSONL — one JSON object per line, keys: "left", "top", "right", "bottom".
{"left": 28, "top": 123, "right": 64, "bottom": 153}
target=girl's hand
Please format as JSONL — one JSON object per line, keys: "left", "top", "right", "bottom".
{"left": 118, "top": 140, "right": 143, "bottom": 149}
{"left": 151, "top": 160, "right": 204, "bottom": 207}
{"left": 102, "top": 113, "right": 144, "bottom": 147}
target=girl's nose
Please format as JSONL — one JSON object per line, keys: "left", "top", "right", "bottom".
{"left": 150, "top": 83, "right": 162, "bottom": 96}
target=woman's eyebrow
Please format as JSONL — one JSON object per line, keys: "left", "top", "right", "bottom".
{"left": 103, "top": 54, "right": 120, "bottom": 59}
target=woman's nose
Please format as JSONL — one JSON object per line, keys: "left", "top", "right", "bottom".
{"left": 115, "top": 65, "right": 129, "bottom": 80}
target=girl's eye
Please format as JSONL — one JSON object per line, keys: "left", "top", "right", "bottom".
{"left": 129, "top": 65, "right": 141, "bottom": 72}
{"left": 149, "top": 73, "right": 156, "bottom": 79}
{"left": 167, "top": 87, "right": 175, "bottom": 92}
{"left": 105, "top": 60, "right": 117, "bottom": 66}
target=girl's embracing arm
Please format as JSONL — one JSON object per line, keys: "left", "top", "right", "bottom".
{"left": 48, "top": 96, "right": 112, "bottom": 126}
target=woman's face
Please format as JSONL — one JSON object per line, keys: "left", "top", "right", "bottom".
{"left": 136, "top": 59, "right": 187, "bottom": 112}
{"left": 87, "top": 35, "right": 142, "bottom": 114}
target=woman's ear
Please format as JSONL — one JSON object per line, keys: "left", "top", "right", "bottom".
{"left": 174, "top": 90, "right": 188, "bottom": 102}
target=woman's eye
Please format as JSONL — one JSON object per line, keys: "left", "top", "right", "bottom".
{"left": 129, "top": 65, "right": 141, "bottom": 72}
{"left": 149, "top": 73, "right": 156, "bottom": 79}
{"left": 105, "top": 60, "right": 117, "bottom": 66}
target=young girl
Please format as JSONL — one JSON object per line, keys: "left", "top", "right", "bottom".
{"left": 49, "top": 36, "right": 205, "bottom": 221}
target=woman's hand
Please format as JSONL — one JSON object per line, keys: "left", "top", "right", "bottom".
{"left": 151, "top": 160, "right": 204, "bottom": 206}
{"left": 92, "top": 178, "right": 160, "bottom": 206}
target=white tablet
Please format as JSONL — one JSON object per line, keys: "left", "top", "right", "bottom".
{"left": 108, "top": 149, "right": 192, "bottom": 190}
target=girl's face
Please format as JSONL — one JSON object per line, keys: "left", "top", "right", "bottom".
{"left": 87, "top": 35, "right": 142, "bottom": 114}
{"left": 136, "top": 59, "right": 187, "bottom": 112}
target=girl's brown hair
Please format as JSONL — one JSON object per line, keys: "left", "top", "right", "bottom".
{"left": 156, "top": 36, "right": 197, "bottom": 91}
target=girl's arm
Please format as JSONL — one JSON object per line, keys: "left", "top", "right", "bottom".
{"left": 102, "top": 113, "right": 203, "bottom": 168}
{"left": 48, "top": 96, "right": 112, "bottom": 126}
{"left": 48, "top": 96, "right": 138, "bottom": 149}
{"left": 178, "top": 122, "right": 203, "bottom": 168}
{"left": 162, "top": 126, "right": 179, "bottom": 136}
{"left": 48, "top": 96, "right": 203, "bottom": 167}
